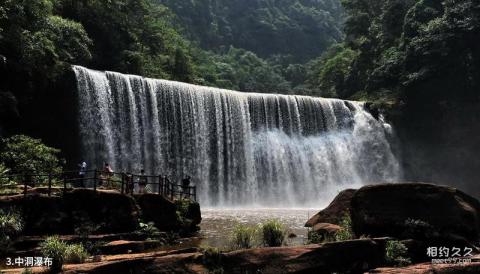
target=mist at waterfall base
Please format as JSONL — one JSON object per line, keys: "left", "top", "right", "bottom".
{"left": 73, "top": 66, "right": 401, "bottom": 207}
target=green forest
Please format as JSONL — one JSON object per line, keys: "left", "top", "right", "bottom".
{"left": 0, "top": 0, "right": 479, "bottom": 134}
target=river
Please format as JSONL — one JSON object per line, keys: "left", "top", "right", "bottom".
{"left": 197, "top": 208, "right": 320, "bottom": 248}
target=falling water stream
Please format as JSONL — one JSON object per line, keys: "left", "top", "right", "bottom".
{"left": 73, "top": 66, "right": 400, "bottom": 207}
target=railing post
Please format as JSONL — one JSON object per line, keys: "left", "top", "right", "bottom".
{"left": 166, "top": 181, "right": 169, "bottom": 198}
{"left": 23, "top": 173, "right": 27, "bottom": 198}
{"left": 63, "top": 174, "right": 67, "bottom": 195}
{"left": 157, "top": 175, "right": 163, "bottom": 195}
{"left": 93, "top": 169, "right": 97, "bottom": 192}
{"left": 121, "top": 173, "right": 125, "bottom": 194}
{"left": 162, "top": 177, "right": 166, "bottom": 196}
{"left": 48, "top": 173, "right": 52, "bottom": 197}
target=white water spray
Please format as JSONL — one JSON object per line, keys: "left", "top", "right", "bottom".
{"left": 73, "top": 66, "right": 401, "bottom": 207}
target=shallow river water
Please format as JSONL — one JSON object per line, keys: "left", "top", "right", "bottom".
{"left": 196, "top": 208, "right": 320, "bottom": 248}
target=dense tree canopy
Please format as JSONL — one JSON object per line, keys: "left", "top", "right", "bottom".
{"left": 2, "top": 0, "right": 480, "bottom": 137}
{"left": 156, "top": 0, "right": 344, "bottom": 62}
{"left": 0, "top": 135, "right": 64, "bottom": 174}
{"left": 309, "top": 0, "right": 480, "bottom": 103}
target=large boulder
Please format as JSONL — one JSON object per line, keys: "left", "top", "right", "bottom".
{"left": 135, "top": 194, "right": 180, "bottom": 231}
{"left": 0, "top": 194, "right": 71, "bottom": 235}
{"left": 351, "top": 183, "right": 480, "bottom": 242}
{"left": 305, "top": 189, "right": 356, "bottom": 227}
{"left": 135, "top": 194, "right": 202, "bottom": 232}
{"left": 185, "top": 201, "right": 202, "bottom": 226}
{"left": 0, "top": 189, "right": 140, "bottom": 235}
{"left": 64, "top": 189, "right": 140, "bottom": 233}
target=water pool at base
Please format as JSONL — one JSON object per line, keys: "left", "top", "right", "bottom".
{"left": 197, "top": 208, "right": 320, "bottom": 248}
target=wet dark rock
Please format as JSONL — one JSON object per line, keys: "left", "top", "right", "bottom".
{"left": 351, "top": 183, "right": 480, "bottom": 243}
{"left": 0, "top": 194, "right": 71, "bottom": 235}
{"left": 305, "top": 189, "right": 356, "bottom": 227}
{"left": 0, "top": 189, "right": 201, "bottom": 235}
{"left": 65, "top": 189, "right": 140, "bottom": 234}
{"left": 134, "top": 194, "right": 178, "bottom": 231}
{"left": 185, "top": 201, "right": 202, "bottom": 227}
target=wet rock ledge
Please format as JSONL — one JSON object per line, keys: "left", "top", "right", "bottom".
{"left": 0, "top": 188, "right": 201, "bottom": 235}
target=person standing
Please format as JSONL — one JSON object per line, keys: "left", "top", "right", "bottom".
{"left": 78, "top": 162, "right": 87, "bottom": 187}
{"left": 182, "top": 176, "right": 191, "bottom": 199}
{"left": 102, "top": 163, "right": 114, "bottom": 187}
{"left": 125, "top": 172, "right": 134, "bottom": 194}
{"left": 138, "top": 169, "right": 147, "bottom": 194}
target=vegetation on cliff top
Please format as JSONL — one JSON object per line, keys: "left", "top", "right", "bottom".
{"left": 315, "top": 0, "right": 480, "bottom": 106}
{"left": 0, "top": 0, "right": 345, "bottom": 136}
{"left": 1, "top": 0, "right": 479, "bottom": 137}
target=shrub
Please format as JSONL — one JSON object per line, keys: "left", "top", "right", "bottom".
{"left": 0, "top": 162, "right": 12, "bottom": 185}
{"left": 137, "top": 221, "right": 162, "bottom": 240}
{"left": 0, "top": 208, "right": 23, "bottom": 254}
{"left": 335, "top": 214, "right": 354, "bottom": 241}
{"left": 64, "top": 244, "right": 89, "bottom": 264}
{"left": 40, "top": 236, "right": 68, "bottom": 273}
{"left": 307, "top": 230, "right": 335, "bottom": 244}
{"left": 307, "top": 230, "right": 322, "bottom": 244}
{"left": 385, "top": 240, "right": 411, "bottom": 266}
{"left": 0, "top": 135, "right": 64, "bottom": 175}
{"left": 230, "top": 223, "right": 256, "bottom": 249}
{"left": 175, "top": 199, "right": 193, "bottom": 232}
{"left": 260, "top": 219, "right": 286, "bottom": 247}
{"left": 175, "top": 199, "right": 191, "bottom": 216}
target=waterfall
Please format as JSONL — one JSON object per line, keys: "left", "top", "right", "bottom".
{"left": 73, "top": 66, "right": 401, "bottom": 207}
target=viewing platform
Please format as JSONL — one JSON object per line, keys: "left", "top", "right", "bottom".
{"left": 0, "top": 169, "right": 197, "bottom": 202}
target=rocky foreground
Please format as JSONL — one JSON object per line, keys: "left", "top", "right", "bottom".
{"left": 4, "top": 243, "right": 480, "bottom": 273}
{"left": 2, "top": 182, "right": 480, "bottom": 273}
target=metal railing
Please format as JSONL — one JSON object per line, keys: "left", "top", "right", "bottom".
{"left": 0, "top": 169, "right": 197, "bottom": 201}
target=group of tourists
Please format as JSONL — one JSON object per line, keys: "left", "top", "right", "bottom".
{"left": 77, "top": 161, "right": 192, "bottom": 196}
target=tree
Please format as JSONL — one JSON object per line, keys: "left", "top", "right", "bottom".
{"left": 172, "top": 48, "right": 194, "bottom": 82}
{"left": 0, "top": 135, "right": 64, "bottom": 174}
{"left": 307, "top": 44, "right": 358, "bottom": 98}
{"left": 311, "top": 0, "right": 480, "bottom": 104}
{"left": 0, "top": 0, "right": 92, "bottom": 76}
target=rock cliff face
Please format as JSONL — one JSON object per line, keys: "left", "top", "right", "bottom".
{"left": 0, "top": 189, "right": 201, "bottom": 235}
{"left": 389, "top": 101, "right": 480, "bottom": 198}
{"left": 134, "top": 194, "right": 202, "bottom": 232}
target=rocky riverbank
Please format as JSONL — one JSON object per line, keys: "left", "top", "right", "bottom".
{"left": 3, "top": 242, "right": 479, "bottom": 273}
{"left": 0, "top": 188, "right": 201, "bottom": 236}
{"left": 0, "top": 188, "right": 201, "bottom": 272}
{"left": 2, "top": 183, "right": 480, "bottom": 273}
